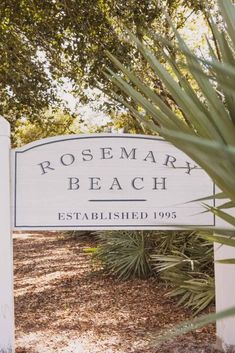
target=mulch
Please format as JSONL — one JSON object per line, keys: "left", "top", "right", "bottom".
{"left": 14, "top": 231, "right": 218, "bottom": 353}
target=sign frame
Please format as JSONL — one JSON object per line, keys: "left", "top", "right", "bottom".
{"left": 12, "top": 134, "right": 216, "bottom": 230}
{"left": 0, "top": 116, "right": 234, "bottom": 353}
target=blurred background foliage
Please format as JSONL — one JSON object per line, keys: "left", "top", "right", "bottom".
{"left": 1, "top": 0, "right": 215, "bottom": 143}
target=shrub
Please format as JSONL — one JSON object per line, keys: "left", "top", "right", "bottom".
{"left": 94, "top": 231, "right": 154, "bottom": 280}
{"left": 94, "top": 230, "right": 214, "bottom": 313}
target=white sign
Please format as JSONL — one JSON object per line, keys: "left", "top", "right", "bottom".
{"left": 12, "top": 134, "right": 215, "bottom": 230}
{"left": 0, "top": 117, "right": 234, "bottom": 353}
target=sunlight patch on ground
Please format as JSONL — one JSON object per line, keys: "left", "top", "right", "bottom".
{"left": 16, "top": 331, "right": 127, "bottom": 353}
{"left": 13, "top": 233, "right": 45, "bottom": 240}
{"left": 15, "top": 271, "right": 72, "bottom": 296}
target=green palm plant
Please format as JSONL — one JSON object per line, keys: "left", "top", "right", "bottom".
{"left": 94, "top": 231, "right": 153, "bottom": 280}
{"left": 162, "top": 271, "right": 215, "bottom": 314}
{"left": 105, "top": 0, "right": 235, "bottom": 228}
{"left": 94, "top": 230, "right": 214, "bottom": 314}
{"left": 105, "top": 0, "right": 235, "bottom": 341}
{"left": 151, "top": 232, "right": 214, "bottom": 314}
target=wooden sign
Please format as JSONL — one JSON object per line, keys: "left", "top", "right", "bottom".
{"left": 0, "top": 117, "right": 235, "bottom": 353}
{"left": 12, "top": 134, "right": 216, "bottom": 230}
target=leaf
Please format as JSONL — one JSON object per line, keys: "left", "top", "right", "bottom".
{"left": 106, "top": 51, "right": 189, "bottom": 131}
{"left": 218, "top": 0, "right": 235, "bottom": 48}
{"left": 127, "top": 32, "right": 226, "bottom": 141}
{"left": 202, "top": 234, "right": 235, "bottom": 247}
{"left": 217, "top": 201, "right": 235, "bottom": 210}
{"left": 105, "top": 70, "right": 177, "bottom": 129}
{"left": 151, "top": 307, "right": 235, "bottom": 345}
{"left": 187, "top": 192, "right": 227, "bottom": 203}
{"left": 205, "top": 206, "right": 235, "bottom": 226}
{"left": 217, "top": 258, "right": 235, "bottom": 264}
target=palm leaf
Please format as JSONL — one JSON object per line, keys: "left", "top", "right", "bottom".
{"left": 151, "top": 307, "right": 235, "bottom": 345}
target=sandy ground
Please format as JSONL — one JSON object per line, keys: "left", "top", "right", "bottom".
{"left": 14, "top": 232, "right": 217, "bottom": 353}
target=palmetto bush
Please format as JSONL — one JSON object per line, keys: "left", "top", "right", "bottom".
{"left": 95, "top": 230, "right": 214, "bottom": 313}
{"left": 151, "top": 232, "right": 214, "bottom": 315}
{"left": 94, "top": 231, "right": 153, "bottom": 280}
{"left": 153, "top": 232, "right": 213, "bottom": 272}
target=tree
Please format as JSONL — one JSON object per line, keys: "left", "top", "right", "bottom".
{"left": 0, "top": 0, "right": 214, "bottom": 135}
{"left": 13, "top": 109, "right": 76, "bottom": 147}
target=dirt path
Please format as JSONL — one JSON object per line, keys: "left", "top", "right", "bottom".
{"left": 14, "top": 232, "right": 216, "bottom": 353}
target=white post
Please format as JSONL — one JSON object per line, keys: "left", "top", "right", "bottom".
{"left": 214, "top": 242, "right": 235, "bottom": 352}
{"left": 0, "top": 117, "right": 14, "bottom": 353}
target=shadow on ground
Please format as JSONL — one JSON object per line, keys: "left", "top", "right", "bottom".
{"left": 14, "top": 232, "right": 216, "bottom": 353}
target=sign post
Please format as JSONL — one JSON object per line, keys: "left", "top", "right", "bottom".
{"left": 0, "top": 117, "right": 14, "bottom": 353}
{"left": 214, "top": 242, "right": 235, "bottom": 351}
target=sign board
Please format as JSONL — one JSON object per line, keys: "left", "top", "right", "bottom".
{"left": 0, "top": 117, "right": 234, "bottom": 353}
{"left": 12, "top": 134, "right": 216, "bottom": 230}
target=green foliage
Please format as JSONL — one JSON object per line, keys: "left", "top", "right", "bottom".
{"left": 12, "top": 107, "right": 110, "bottom": 147}
{"left": 95, "top": 231, "right": 214, "bottom": 314}
{"left": 13, "top": 109, "right": 77, "bottom": 147}
{"left": 106, "top": 0, "right": 235, "bottom": 227}
{"left": 0, "top": 0, "right": 213, "bottom": 134}
{"left": 107, "top": 112, "right": 146, "bottom": 134}
{"left": 94, "top": 231, "right": 153, "bottom": 280}
{"left": 154, "top": 306, "right": 235, "bottom": 344}
{"left": 166, "top": 275, "right": 214, "bottom": 315}
{"left": 151, "top": 232, "right": 214, "bottom": 315}
{"left": 105, "top": 0, "right": 235, "bottom": 340}
{"left": 153, "top": 232, "right": 213, "bottom": 271}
